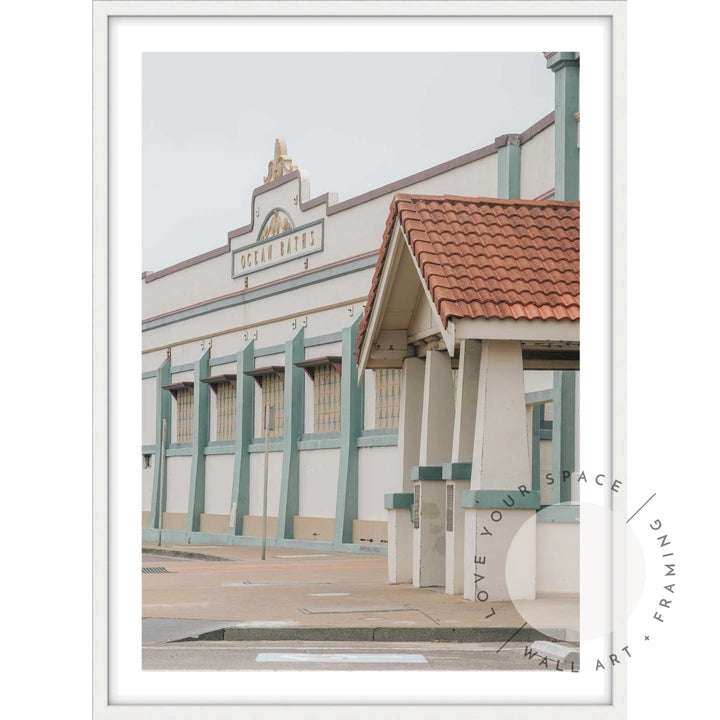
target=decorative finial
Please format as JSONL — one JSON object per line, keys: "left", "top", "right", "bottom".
{"left": 263, "top": 137, "right": 298, "bottom": 184}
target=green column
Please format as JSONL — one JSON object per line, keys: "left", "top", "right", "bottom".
{"left": 185, "top": 348, "right": 211, "bottom": 534}
{"left": 277, "top": 326, "right": 305, "bottom": 540}
{"left": 149, "top": 357, "right": 170, "bottom": 528}
{"left": 531, "top": 403, "right": 544, "bottom": 494}
{"left": 551, "top": 370, "right": 576, "bottom": 504}
{"left": 334, "top": 313, "right": 363, "bottom": 546}
{"left": 496, "top": 133, "right": 521, "bottom": 199}
{"left": 547, "top": 52, "right": 580, "bottom": 201}
{"left": 228, "top": 340, "right": 255, "bottom": 536}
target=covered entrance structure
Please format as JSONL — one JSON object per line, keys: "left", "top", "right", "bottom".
{"left": 356, "top": 193, "right": 580, "bottom": 602}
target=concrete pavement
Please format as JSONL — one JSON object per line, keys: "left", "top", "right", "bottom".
{"left": 142, "top": 542, "right": 578, "bottom": 643}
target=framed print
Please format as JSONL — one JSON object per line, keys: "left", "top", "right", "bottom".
{"left": 93, "top": 1, "right": 628, "bottom": 718}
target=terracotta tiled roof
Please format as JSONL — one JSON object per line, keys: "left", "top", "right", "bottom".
{"left": 356, "top": 194, "right": 579, "bottom": 360}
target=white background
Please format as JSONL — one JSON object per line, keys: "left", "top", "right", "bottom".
{"left": 0, "top": 0, "right": 717, "bottom": 718}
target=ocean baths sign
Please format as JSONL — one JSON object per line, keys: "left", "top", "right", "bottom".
{"left": 231, "top": 218, "right": 324, "bottom": 279}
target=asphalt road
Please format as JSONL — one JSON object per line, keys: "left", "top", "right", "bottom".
{"left": 142, "top": 640, "right": 562, "bottom": 671}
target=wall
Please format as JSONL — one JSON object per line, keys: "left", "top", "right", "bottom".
{"left": 142, "top": 377, "right": 156, "bottom": 446}
{"left": 165, "top": 455, "right": 192, "bottom": 513}
{"left": 141, "top": 460, "right": 154, "bottom": 517}
{"left": 248, "top": 451, "right": 283, "bottom": 517}
{"left": 298, "top": 448, "right": 340, "bottom": 518}
{"left": 535, "top": 522, "right": 579, "bottom": 595}
{"left": 204, "top": 454, "right": 234, "bottom": 516}
{"left": 358, "top": 446, "right": 399, "bottom": 521}
{"left": 520, "top": 124, "right": 555, "bottom": 199}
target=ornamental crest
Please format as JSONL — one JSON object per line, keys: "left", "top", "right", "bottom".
{"left": 258, "top": 208, "right": 294, "bottom": 241}
{"left": 263, "top": 137, "right": 297, "bottom": 183}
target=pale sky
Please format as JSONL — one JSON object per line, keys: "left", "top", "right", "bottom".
{"left": 143, "top": 52, "right": 554, "bottom": 271}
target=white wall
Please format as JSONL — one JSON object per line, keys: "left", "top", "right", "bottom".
{"left": 358, "top": 446, "right": 399, "bottom": 521}
{"left": 143, "top": 268, "right": 374, "bottom": 354}
{"left": 142, "top": 377, "right": 156, "bottom": 445}
{"left": 536, "top": 522, "right": 579, "bottom": 595}
{"left": 165, "top": 456, "right": 191, "bottom": 513}
{"left": 142, "top": 464, "right": 154, "bottom": 513}
{"left": 299, "top": 448, "right": 340, "bottom": 518}
{"left": 520, "top": 125, "right": 554, "bottom": 199}
{"left": 204, "top": 455, "right": 234, "bottom": 515}
{"left": 248, "top": 451, "right": 283, "bottom": 516}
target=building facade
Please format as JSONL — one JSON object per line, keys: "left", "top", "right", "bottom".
{"left": 141, "top": 52, "right": 580, "bottom": 598}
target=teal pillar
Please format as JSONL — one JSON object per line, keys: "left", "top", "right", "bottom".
{"left": 186, "top": 348, "right": 211, "bottom": 534}
{"left": 277, "top": 326, "right": 304, "bottom": 540}
{"left": 228, "top": 340, "right": 255, "bottom": 535}
{"left": 547, "top": 51, "right": 580, "bottom": 201}
{"left": 149, "top": 357, "right": 170, "bottom": 528}
{"left": 496, "top": 133, "right": 521, "bottom": 199}
{"left": 531, "top": 403, "right": 544, "bottom": 493}
{"left": 551, "top": 371, "right": 576, "bottom": 504}
{"left": 333, "top": 313, "right": 363, "bottom": 546}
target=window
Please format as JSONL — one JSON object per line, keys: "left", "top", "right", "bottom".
{"left": 295, "top": 356, "right": 342, "bottom": 434}
{"left": 262, "top": 374, "right": 284, "bottom": 438}
{"left": 375, "top": 368, "right": 402, "bottom": 429}
{"left": 313, "top": 364, "right": 341, "bottom": 433}
{"left": 243, "top": 366, "right": 285, "bottom": 438}
{"left": 176, "top": 386, "right": 194, "bottom": 443}
{"left": 202, "top": 374, "right": 238, "bottom": 442}
{"left": 215, "top": 381, "right": 236, "bottom": 441}
{"left": 162, "top": 381, "right": 195, "bottom": 444}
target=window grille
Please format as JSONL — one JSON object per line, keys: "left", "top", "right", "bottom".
{"left": 313, "top": 364, "right": 341, "bottom": 433}
{"left": 262, "top": 374, "right": 284, "bottom": 438}
{"left": 216, "top": 381, "right": 236, "bottom": 441}
{"left": 176, "top": 386, "right": 194, "bottom": 443}
{"left": 375, "top": 368, "right": 402, "bottom": 429}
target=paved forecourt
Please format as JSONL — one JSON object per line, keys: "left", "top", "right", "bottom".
{"left": 142, "top": 543, "right": 578, "bottom": 637}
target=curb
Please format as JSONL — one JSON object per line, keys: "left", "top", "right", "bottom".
{"left": 172, "top": 626, "right": 570, "bottom": 643}
{"left": 142, "top": 547, "right": 232, "bottom": 562}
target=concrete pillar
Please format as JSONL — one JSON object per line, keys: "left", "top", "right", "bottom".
{"left": 463, "top": 340, "right": 537, "bottom": 601}
{"left": 551, "top": 370, "right": 576, "bottom": 504}
{"left": 412, "top": 478, "right": 446, "bottom": 587}
{"left": 413, "top": 350, "right": 454, "bottom": 588}
{"left": 419, "top": 350, "right": 454, "bottom": 465}
{"left": 228, "top": 340, "right": 254, "bottom": 535}
{"left": 442, "top": 339, "right": 482, "bottom": 594}
{"left": 445, "top": 478, "right": 470, "bottom": 594}
{"left": 149, "top": 357, "right": 171, "bottom": 529}
{"left": 385, "top": 357, "right": 425, "bottom": 583}
{"left": 387, "top": 499, "right": 414, "bottom": 584}
{"left": 546, "top": 52, "right": 580, "bottom": 202}
{"left": 333, "top": 313, "right": 363, "bottom": 546}
{"left": 186, "top": 348, "right": 211, "bottom": 535}
{"left": 451, "top": 339, "right": 481, "bottom": 463}
{"left": 495, "top": 134, "right": 522, "bottom": 200}
{"left": 397, "top": 358, "right": 426, "bottom": 491}
{"left": 277, "top": 326, "right": 304, "bottom": 540}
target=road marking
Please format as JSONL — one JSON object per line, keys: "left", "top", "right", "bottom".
{"left": 255, "top": 653, "right": 427, "bottom": 664}
{"left": 307, "top": 592, "right": 349, "bottom": 597}
{"left": 223, "top": 580, "right": 332, "bottom": 587}
{"left": 274, "top": 554, "right": 332, "bottom": 558}
{"left": 231, "top": 620, "right": 300, "bottom": 628}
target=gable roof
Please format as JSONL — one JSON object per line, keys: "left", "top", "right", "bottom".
{"left": 356, "top": 193, "right": 580, "bottom": 360}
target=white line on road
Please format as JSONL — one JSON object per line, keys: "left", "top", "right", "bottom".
{"left": 255, "top": 653, "right": 427, "bottom": 664}
{"left": 307, "top": 592, "right": 349, "bottom": 597}
{"left": 273, "top": 554, "right": 332, "bottom": 558}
